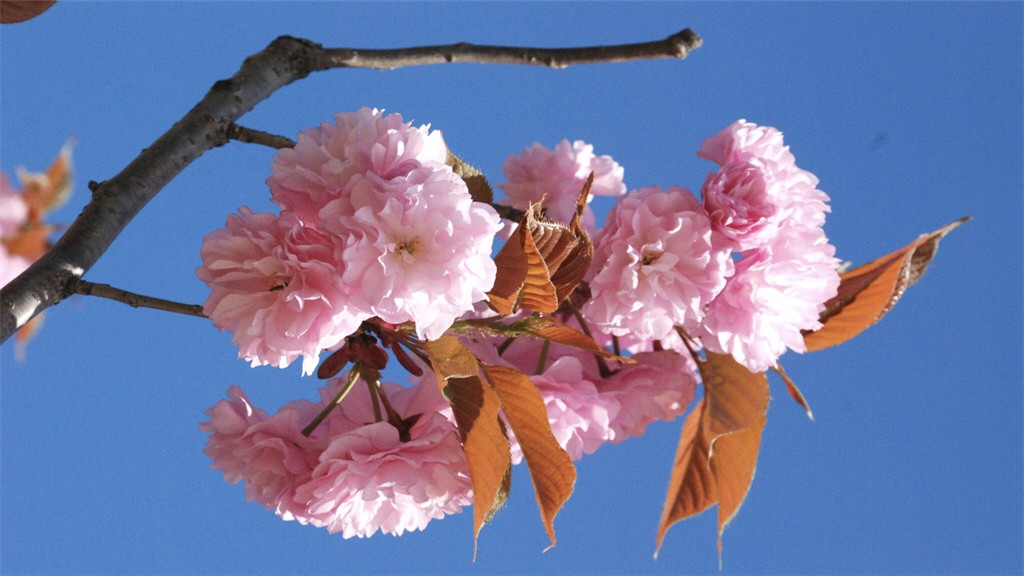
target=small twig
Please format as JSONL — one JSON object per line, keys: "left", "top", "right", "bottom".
{"left": 72, "top": 279, "right": 206, "bottom": 318}
{"left": 319, "top": 28, "right": 702, "bottom": 70}
{"left": 226, "top": 124, "right": 297, "bottom": 149}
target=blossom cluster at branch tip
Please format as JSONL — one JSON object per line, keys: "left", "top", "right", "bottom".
{"left": 201, "top": 114, "right": 841, "bottom": 539}
{"left": 197, "top": 108, "right": 501, "bottom": 375}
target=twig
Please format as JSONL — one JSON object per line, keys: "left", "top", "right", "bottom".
{"left": 226, "top": 124, "right": 297, "bottom": 149}
{"left": 318, "top": 29, "right": 702, "bottom": 70}
{"left": 72, "top": 280, "right": 206, "bottom": 318}
{"left": 1, "top": 28, "right": 703, "bottom": 343}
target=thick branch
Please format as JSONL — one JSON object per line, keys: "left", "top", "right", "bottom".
{"left": 1, "top": 28, "right": 702, "bottom": 344}
{"left": 72, "top": 280, "right": 206, "bottom": 318}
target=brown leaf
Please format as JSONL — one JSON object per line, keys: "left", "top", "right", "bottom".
{"left": 548, "top": 174, "right": 594, "bottom": 303}
{"left": 483, "top": 364, "right": 575, "bottom": 549}
{"left": 2, "top": 223, "right": 53, "bottom": 261}
{"left": 655, "top": 352, "right": 769, "bottom": 561}
{"left": 486, "top": 178, "right": 593, "bottom": 315}
{"left": 446, "top": 150, "right": 493, "bottom": 205}
{"left": 19, "top": 139, "right": 74, "bottom": 222}
{"left": 508, "top": 315, "right": 606, "bottom": 356}
{"left": 1, "top": 0, "right": 56, "bottom": 24}
{"left": 487, "top": 205, "right": 559, "bottom": 315}
{"left": 424, "top": 337, "right": 511, "bottom": 559}
{"left": 655, "top": 399, "right": 717, "bottom": 556}
{"left": 803, "top": 217, "right": 968, "bottom": 352}
{"left": 772, "top": 362, "right": 813, "bottom": 420}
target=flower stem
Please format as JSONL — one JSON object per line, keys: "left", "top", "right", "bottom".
{"left": 302, "top": 367, "right": 360, "bottom": 436}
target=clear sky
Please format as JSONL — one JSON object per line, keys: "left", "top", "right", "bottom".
{"left": 1, "top": 2, "right": 1021, "bottom": 575}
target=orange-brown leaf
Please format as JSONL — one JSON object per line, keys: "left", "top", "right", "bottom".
{"left": 2, "top": 223, "right": 52, "bottom": 261}
{"left": 698, "top": 352, "right": 770, "bottom": 443}
{"left": 1, "top": 0, "right": 56, "bottom": 24}
{"left": 509, "top": 315, "right": 607, "bottom": 357}
{"left": 655, "top": 352, "right": 769, "bottom": 561}
{"left": 486, "top": 205, "right": 559, "bottom": 315}
{"left": 446, "top": 150, "right": 493, "bottom": 205}
{"left": 710, "top": 408, "right": 766, "bottom": 559}
{"left": 548, "top": 175, "right": 594, "bottom": 303}
{"left": 443, "top": 375, "right": 511, "bottom": 557}
{"left": 655, "top": 398, "right": 717, "bottom": 555}
{"left": 20, "top": 140, "right": 73, "bottom": 221}
{"left": 423, "top": 335, "right": 480, "bottom": 379}
{"left": 486, "top": 178, "right": 593, "bottom": 316}
{"left": 772, "top": 362, "right": 813, "bottom": 420}
{"left": 484, "top": 364, "right": 575, "bottom": 549}
{"left": 804, "top": 217, "right": 968, "bottom": 352}
{"left": 425, "top": 337, "right": 511, "bottom": 559}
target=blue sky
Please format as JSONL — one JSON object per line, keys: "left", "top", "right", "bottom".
{"left": 2, "top": 3, "right": 1021, "bottom": 574}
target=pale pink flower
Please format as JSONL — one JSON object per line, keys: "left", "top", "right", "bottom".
{"left": 694, "top": 120, "right": 841, "bottom": 371}
{"left": 701, "top": 159, "right": 782, "bottom": 251}
{"left": 268, "top": 107, "right": 448, "bottom": 224}
{"left": 323, "top": 166, "right": 502, "bottom": 341}
{"left": 583, "top": 185, "right": 733, "bottom": 341}
{"left": 699, "top": 226, "right": 840, "bottom": 372}
{"left": 297, "top": 378, "right": 472, "bottom": 538}
{"left": 599, "top": 350, "right": 698, "bottom": 442}
{"left": 500, "top": 139, "right": 626, "bottom": 233}
{"left": 196, "top": 208, "right": 364, "bottom": 375}
{"left": 526, "top": 356, "right": 614, "bottom": 461}
{"left": 699, "top": 120, "right": 830, "bottom": 230}
{"left": 199, "top": 386, "right": 321, "bottom": 522}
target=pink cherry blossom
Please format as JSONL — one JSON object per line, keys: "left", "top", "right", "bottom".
{"left": 322, "top": 166, "right": 502, "bottom": 341}
{"left": 199, "top": 386, "right": 321, "bottom": 522}
{"left": 699, "top": 225, "right": 840, "bottom": 372}
{"left": 196, "top": 208, "right": 364, "bottom": 375}
{"left": 583, "top": 185, "right": 733, "bottom": 341}
{"left": 701, "top": 159, "right": 782, "bottom": 252}
{"left": 523, "top": 355, "right": 614, "bottom": 461}
{"left": 267, "top": 107, "right": 448, "bottom": 224}
{"left": 699, "top": 120, "right": 830, "bottom": 231}
{"left": 600, "top": 350, "right": 698, "bottom": 442}
{"left": 296, "top": 378, "right": 472, "bottom": 538}
{"left": 500, "top": 139, "right": 626, "bottom": 233}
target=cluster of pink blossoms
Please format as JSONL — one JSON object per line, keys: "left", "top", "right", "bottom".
{"left": 201, "top": 377, "right": 471, "bottom": 537}
{"left": 197, "top": 108, "right": 502, "bottom": 375}
{"left": 200, "top": 116, "right": 840, "bottom": 539}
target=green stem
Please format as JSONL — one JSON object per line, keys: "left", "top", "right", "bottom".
{"left": 302, "top": 368, "right": 360, "bottom": 436}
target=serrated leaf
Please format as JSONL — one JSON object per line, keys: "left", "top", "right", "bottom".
{"left": 655, "top": 398, "right": 716, "bottom": 557}
{"left": 483, "top": 364, "right": 575, "bottom": 550}
{"left": 487, "top": 205, "right": 558, "bottom": 315}
{"left": 655, "top": 352, "right": 769, "bottom": 562}
{"left": 446, "top": 149, "right": 493, "bottom": 205}
{"left": 424, "top": 337, "right": 511, "bottom": 559}
{"left": 509, "top": 315, "right": 606, "bottom": 356}
{"left": 486, "top": 178, "right": 593, "bottom": 316}
{"left": 804, "top": 217, "right": 968, "bottom": 352}
{"left": 548, "top": 173, "right": 594, "bottom": 303}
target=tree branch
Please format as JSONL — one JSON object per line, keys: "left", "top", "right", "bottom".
{"left": 226, "top": 124, "right": 297, "bottom": 149}
{"left": 72, "top": 280, "right": 206, "bottom": 318}
{"left": 1, "top": 28, "right": 702, "bottom": 344}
